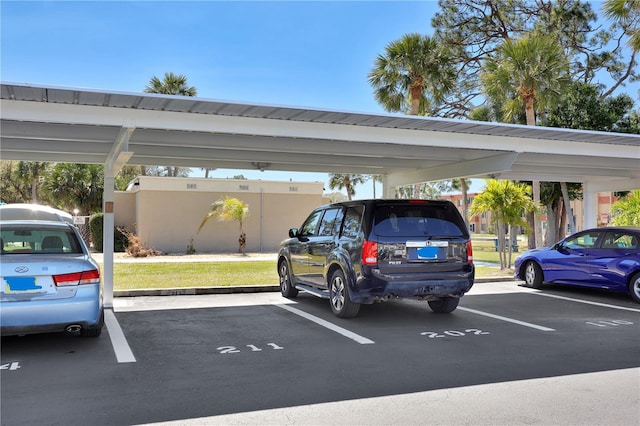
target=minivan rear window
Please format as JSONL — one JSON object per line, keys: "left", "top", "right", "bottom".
{"left": 374, "top": 204, "right": 466, "bottom": 237}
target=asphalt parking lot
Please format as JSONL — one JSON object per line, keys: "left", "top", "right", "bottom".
{"left": 2, "top": 281, "right": 639, "bottom": 426}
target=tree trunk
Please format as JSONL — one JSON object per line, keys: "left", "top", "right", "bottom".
{"left": 532, "top": 180, "right": 542, "bottom": 248}
{"left": 460, "top": 178, "right": 469, "bottom": 229}
{"left": 31, "top": 177, "right": 38, "bottom": 203}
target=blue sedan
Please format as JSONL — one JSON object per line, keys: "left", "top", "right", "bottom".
{"left": 514, "top": 227, "right": 640, "bottom": 303}
{"left": 1, "top": 220, "right": 104, "bottom": 337}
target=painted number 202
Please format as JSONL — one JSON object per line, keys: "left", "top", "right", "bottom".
{"left": 420, "top": 329, "right": 490, "bottom": 338}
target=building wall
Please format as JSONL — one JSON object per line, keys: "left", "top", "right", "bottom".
{"left": 114, "top": 176, "right": 325, "bottom": 253}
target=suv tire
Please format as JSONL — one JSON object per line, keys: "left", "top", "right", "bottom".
{"left": 428, "top": 297, "right": 459, "bottom": 313}
{"left": 329, "top": 269, "right": 360, "bottom": 318}
{"left": 278, "top": 260, "right": 298, "bottom": 298}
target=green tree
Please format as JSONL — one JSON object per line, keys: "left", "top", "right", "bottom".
{"left": 611, "top": 190, "right": 640, "bottom": 227}
{"left": 470, "top": 180, "right": 536, "bottom": 269}
{"left": 544, "top": 82, "right": 635, "bottom": 131}
{"left": 144, "top": 72, "right": 197, "bottom": 96}
{"left": 328, "top": 174, "right": 367, "bottom": 201}
{"left": 144, "top": 72, "right": 197, "bottom": 177}
{"left": 198, "top": 196, "right": 250, "bottom": 255}
{"left": 481, "top": 35, "right": 570, "bottom": 126}
{"left": 482, "top": 34, "right": 570, "bottom": 248}
{"left": 42, "top": 163, "right": 104, "bottom": 214}
{"left": 602, "top": 0, "right": 640, "bottom": 97}
{"left": 368, "top": 33, "right": 456, "bottom": 116}
{"left": 431, "top": 0, "right": 637, "bottom": 117}
{"left": 0, "top": 161, "right": 50, "bottom": 203}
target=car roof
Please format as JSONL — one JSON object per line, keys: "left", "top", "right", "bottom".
{"left": 318, "top": 199, "right": 456, "bottom": 210}
{"left": 582, "top": 226, "right": 640, "bottom": 233}
{"left": 0, "top": 204, "right": 74, "bottom": 224}
{"left": 0, "top": 220, "right": 73, "bottom": 229}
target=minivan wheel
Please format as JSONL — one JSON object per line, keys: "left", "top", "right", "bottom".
{"left": 278, "top": 260, "right": 298, "bottom": 298}
{"left": 329, "top": 270, "right": 360, "bottom": 318}
{"left": 629, "top": 272, "right": 640, "bottom": 304}
{"left": 524, "top": 261, "right": 544, "bottom": 289}
{"left": 428, "top": 297, "right": 459, "bottom": 313}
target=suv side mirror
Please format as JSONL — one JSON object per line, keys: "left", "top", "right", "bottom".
{"left": 289, "top": 228, "right": 299, "bottom": 238}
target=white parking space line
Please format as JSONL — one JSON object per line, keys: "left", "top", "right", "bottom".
{"left": 529, "top": 292, "right": 640, "bottom": 312}
{"left": 275, "top": 304, "right": 375, "bottom": 345}
{"left": 104, "top": 309, "right": 137, "bottom": 363}
{"left": 458, "top": 307, "right": 555, "bottom": 332}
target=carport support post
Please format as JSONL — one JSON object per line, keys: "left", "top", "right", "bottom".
{"left": 103, "top": 176, "right": 115, "bottom": 308}
{"left": 583, "top": 181, "right": 598, "bottom": 229}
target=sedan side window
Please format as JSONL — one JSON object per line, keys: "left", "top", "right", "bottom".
{"left": 564, "top": 231, "right": 601, "bottom": 249}
{"left": 602, "top": 232, "right": 639, "bottom": 249}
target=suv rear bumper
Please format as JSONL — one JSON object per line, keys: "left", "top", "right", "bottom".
{"left": 351, "top": 269, "right": 474, "bottom": 303}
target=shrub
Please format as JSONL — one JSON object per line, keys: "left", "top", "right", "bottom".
{"left": 88, "top": 213, "right": 129, "bottom": 252}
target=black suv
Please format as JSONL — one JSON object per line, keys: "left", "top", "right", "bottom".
{"left": 277, "top": 199, "right": 474, "bottom": 317}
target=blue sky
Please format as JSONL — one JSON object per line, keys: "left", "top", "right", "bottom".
{"left": 1, "top": 1, "right": 635, "bottom": 198}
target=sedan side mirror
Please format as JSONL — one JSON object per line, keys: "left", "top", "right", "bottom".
{"left": 289, "top": 228, "right": 299, "bottom": 238}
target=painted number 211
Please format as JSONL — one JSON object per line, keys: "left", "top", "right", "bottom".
{"left": 217, "top": 343, "right": 284, "bottom": 354}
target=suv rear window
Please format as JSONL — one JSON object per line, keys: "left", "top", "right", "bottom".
{"left": 374, "top": 204, "right": 466, "bottom": 238}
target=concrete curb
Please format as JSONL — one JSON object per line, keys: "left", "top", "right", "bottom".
{"left": 113, "top": 277, "right": 517, "bottom": 298}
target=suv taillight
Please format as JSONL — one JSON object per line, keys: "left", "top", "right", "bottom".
{"left": 53, "top": 269, "right": 101, "bottom": 286}
{"left": 466, "top": 241, "right": 473, "bottom": 263}
{"left": 362, "top": 240, "right": 378, "bottom": 266}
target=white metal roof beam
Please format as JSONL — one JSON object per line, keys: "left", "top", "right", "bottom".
{"left": 3, "top": 100, "right": 639, "bottom": 160}
{"left": 105, "top": 127, "right": 134, "bottom": 175}
{"left": 386, "top": 152, "right": 519, "bottom": 187}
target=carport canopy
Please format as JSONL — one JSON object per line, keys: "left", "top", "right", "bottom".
{"left": 2, "top": 82, "right": 639, "bottom": 306}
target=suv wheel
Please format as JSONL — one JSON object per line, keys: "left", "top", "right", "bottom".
{"left": 278, "top": 260, "right": 298, "bottom": 298}
{"left": 428, "top": 297, "right": 459, "bottom": 313}
{"left": 329, "top": 269, "right": 360, "bottom": 318}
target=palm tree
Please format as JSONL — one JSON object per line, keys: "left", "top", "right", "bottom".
{"left": 144, "top": 72, "right": 197, "bottom": 96}
{"left": 481, "top": 34, "right": 570, "bottom": 248}
{"left": 368, "top": 33, "right": 456, "bottom": 116}
{"left": 611, "top": 190, "right": 640, "bottom": 227}
{"left": 198, "top": 196, "right": 250, "bottom": 255}
{"left": 144, "top": 72, "right": 197, "bottom": 177}
{"left": 328, "top": 174, "right": 367, "bottom": 200}
{"left": 470, "top": 180, "right": 536, "bottom": 269}
{"left": 602, "top": 0, "right": 639, "bottom": 97}
{"left": 369, "top": 33, "right": 456, "bottom": 197}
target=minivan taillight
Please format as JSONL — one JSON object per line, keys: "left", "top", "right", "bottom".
{"left": 466, "top": 241, "right": 473, "bottom": 263}
{"left": 53, "top": 269, "right": 101, "bottom": 286}
{"left": 362, "top": 240, "right": 378, "bottom": 266}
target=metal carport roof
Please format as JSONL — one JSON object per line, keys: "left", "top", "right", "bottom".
{"left": 1, "top": 82, "right": 639, "bottom": 306}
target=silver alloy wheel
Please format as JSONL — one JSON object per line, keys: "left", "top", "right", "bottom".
{"left": 279, "top": 262, "right": 289, "bottom": 291}
{"left": 632, "top": 274, "right": 640, "bottom": 302}
{"left": 330, "top": 274, "right": 345, "bottom": 312}
{"left": 525, "top": 262, "right": 536, "bottom": 286}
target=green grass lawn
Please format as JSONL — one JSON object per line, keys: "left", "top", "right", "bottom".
{"left": 105, "top": 257, "right": 513, "bottom": 291}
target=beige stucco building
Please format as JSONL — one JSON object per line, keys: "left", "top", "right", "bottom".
{"left": 114, "top": 176, "right": 327, "bottom": 254}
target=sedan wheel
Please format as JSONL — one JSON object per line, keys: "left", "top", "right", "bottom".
{"left": 278, "top": 260, "right": 298, "bottom": 298}
{"left": 329, "top": 270, "right": 359, "bottom": 318}
{"left": 630, "top": 273, "right": 640, "bottom": 304}
{"left": 524, "top": 261, "right": 544, "bottom": 289}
